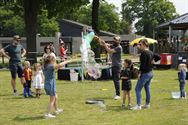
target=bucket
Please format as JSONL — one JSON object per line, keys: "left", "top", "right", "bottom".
{"left": 171, "top": 92, "right": 180, "bottom": 99}
{"left": 171, "top": 91, "right": 186, "bottom": 99}
{"left": 70, "top": 72, "right": 79, "bottom": 81}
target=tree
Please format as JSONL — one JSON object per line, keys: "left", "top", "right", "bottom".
{"left": 91, "top": 0, "right": 100, "bottom": 62}
{"left": 23, "top": 0, "right": 39, "bottom": 63}
{"left": 120, "top": 20, "right": 132, "bottom": 34}
{"left": 1, "top": 0, "right": 89, "bottom": 63}
{"left": 37, "top": 10, "right": 59, "bottom": 37}
{"left": 0, "top": 4, "right": 25, "bottom": 36}
{"left": 92, "top": 0, "right": 100, "bottom": 34}
{"left": 73, "top": 1, "right": 121, "bottom": 34}
{"left": 0, "top": 4, "right": 60, "bottom": 37}
{"left": 122, "top": 0, "right": 177, "bottom": 37}
{"left": 98, "top": 2, "right": 121, "bottom": 33}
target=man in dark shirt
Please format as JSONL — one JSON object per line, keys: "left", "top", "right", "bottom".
{"left": 100, "top": 35, "right": 122, "bottom": 100}
{"left": 0, "top": 35, "right": 26, "bottom": 96}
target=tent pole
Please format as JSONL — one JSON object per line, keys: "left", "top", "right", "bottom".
{"left": 168, "top": 25, "right": 172, "bottom": 43}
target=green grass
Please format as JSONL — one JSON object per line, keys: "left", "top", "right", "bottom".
{"left": 0, "top": 69, "right": 188, "bottom": 125}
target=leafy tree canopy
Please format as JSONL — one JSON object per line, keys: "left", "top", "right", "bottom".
{"left": 37, "top": 9, "right": 59, "bottom": 37}
{"left": 122, "top": 0, "right": 178, "bottom": 37}
{"left": 0, "top": 0, "right": 90, "bottom": 37}
{"left": 70, "top": 1, "right": 121, "bottom": 34}
{"left": 0, "top": 4, "right": 25, "bottom": 36}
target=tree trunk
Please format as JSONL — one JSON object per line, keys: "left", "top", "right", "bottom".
{"left": 92, "top": 0, "right": 101, "bottom": 63}
{"left": 23, "top": 0, "right": 39, "bottom": 64}
{"left": 143, "top": 22, "right": 153, "bottom": 37}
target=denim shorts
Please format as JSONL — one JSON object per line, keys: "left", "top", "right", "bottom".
{"left": 9, "top": 63, "right": 24, "bottom": 79}
{"left": 122, "top": 81, "right": 132, "bottom": 91}
{"left": 44, "top": 82, "right": 56, "bottom": 96}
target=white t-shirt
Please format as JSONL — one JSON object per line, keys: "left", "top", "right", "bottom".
{"left": 42, "top": 52, "right": 56, "bottom": 60}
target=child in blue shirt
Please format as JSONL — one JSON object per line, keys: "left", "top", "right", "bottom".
{"left": 178, "top": 63, "right": 187, "bottom": 99}
{"left": 43, "top": 55, "right": 72, "bottom": 118}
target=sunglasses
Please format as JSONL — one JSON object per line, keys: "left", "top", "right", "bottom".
{"left": 114, "top": 38, "right": 119, "bottom": 41}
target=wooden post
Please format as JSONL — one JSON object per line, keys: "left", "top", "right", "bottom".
{"left": 176, "top": 36, "right": 179, "bottom": 53}
{"left": 168, "top": 26, "right": 172, "bottom": 43}
{"left": 2, "top": 55, "right": 4, "bottom": 64}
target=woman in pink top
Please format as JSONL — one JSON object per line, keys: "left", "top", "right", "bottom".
{"left": 59, "top": 39, "right": 67, "bottom": 61}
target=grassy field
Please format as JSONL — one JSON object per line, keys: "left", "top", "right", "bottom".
{"left": 0, "top": 69, "right": 188, "bottom": 125}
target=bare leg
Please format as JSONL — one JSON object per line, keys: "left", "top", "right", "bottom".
{"left": 47, "top": 96, "right": 56, "bottom": 114}
{"left": 20, "top": 77, "right": 25, "bottom": 87}
{"left": 127, "top": 91, "right": 131, "bottom": 105}
{"left": 36, "top": 89, "right": 39, "bottom": 97}
{"left": 122, "top": 91, "right": 126, "bottom": 104}
{"left": 39, "top": 89, "right": 41, "bottom": 96}
{"left": 11, "top": 78, "right": 16, "bottom": 91}
{"left": 54, "top": 94, "right": 58, "bottom": 110}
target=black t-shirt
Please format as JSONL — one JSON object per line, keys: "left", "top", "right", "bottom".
{"left": 121, "top": 67, "right": 131, "bottom": 83}
{"left": 139, "top": 50, "right": 153, "bottom": 74}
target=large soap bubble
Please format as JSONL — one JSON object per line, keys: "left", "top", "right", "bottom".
{"left": 80, "top": 28, "right": 101, "bottom": 79}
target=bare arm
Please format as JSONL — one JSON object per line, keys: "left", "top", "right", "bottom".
{"left": 0, "top": 48, "right": 10, "bottom": 60}
{"left": 54, "top": 59, "right": 76, "bottom": 69}
{"left": 100, "top": 40, "right": 116, "bottom": 54}
{"left": 21, "top": 48, "right": 26, "bottom": 57}
{"left": 64, "top": 49, "right": 68, "bottom": 54}
{"left": 41, "top": 71, "right": 45, "bottom": 83}
{"left": 121, "top": 76, "right": 129, "bottom": 80}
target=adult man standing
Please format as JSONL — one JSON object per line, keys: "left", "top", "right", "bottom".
{"left": 0, "top": 35, "right": 26, "bottom": 96}
{"left": 100, "top": 35, "right": 122, "bottom": 100}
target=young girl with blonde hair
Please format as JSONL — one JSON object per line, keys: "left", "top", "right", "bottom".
{"left": 43, "top": 55, "right": 73, "bottom": 118}
{"left": 23, "top": 61, "right": 32, "bottom": 98}
{"left": 33, "top": 63, "right": 44, "bottom": 98}
{"left": 178, "top": 63, "right": 187, "bottom": 99}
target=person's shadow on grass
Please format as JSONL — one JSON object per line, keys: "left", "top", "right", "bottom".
{"left": 86, "top": 96, "right": 113, "bottom": 100}
{"left": 106, "top": 105, "right": 125, "bottom": 112}
{"left": 13, "top": 115, "right": 44, "bottom": 121}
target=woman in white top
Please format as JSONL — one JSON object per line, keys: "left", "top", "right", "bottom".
{"left": 42, "top": 45, "right": 56, "bottom": 64}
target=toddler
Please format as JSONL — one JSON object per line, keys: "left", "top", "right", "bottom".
{"left": 33, "top": 63, "right": 44, "bottom": 98}
{"left": 23, "top": 61, "right": 32, "bottom": 98}
{"left": 178, "top": 63, "right": 187, "bottom": 99}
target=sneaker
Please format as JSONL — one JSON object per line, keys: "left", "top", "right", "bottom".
{"left": 181, "top": 97, "right": 186, "bottom": 99}
{"left": 114, "top": 95, "right": 121, "bottom": 100}
{"left": 122, "top": 104, "right": 125, "bottom": 109}
{"left": 128, "top": 104, "right": 132, "bottom": 110}
{"left": 142, "top": 104, "right": 150, "bottom": 109}
{"left": 44, "top": 113, "right": 56, "bottom": 118}
{"left": 131, "top": 105, "right": 141, "bottom": 110}
{"left": 55, "top": 109, "right": 63, "bottom": 114}
{"left": 28, "top": 95, "right": 34, "bottom": 98}
{"left": 13, "top": 92, "right": 18, "bottom": 96}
